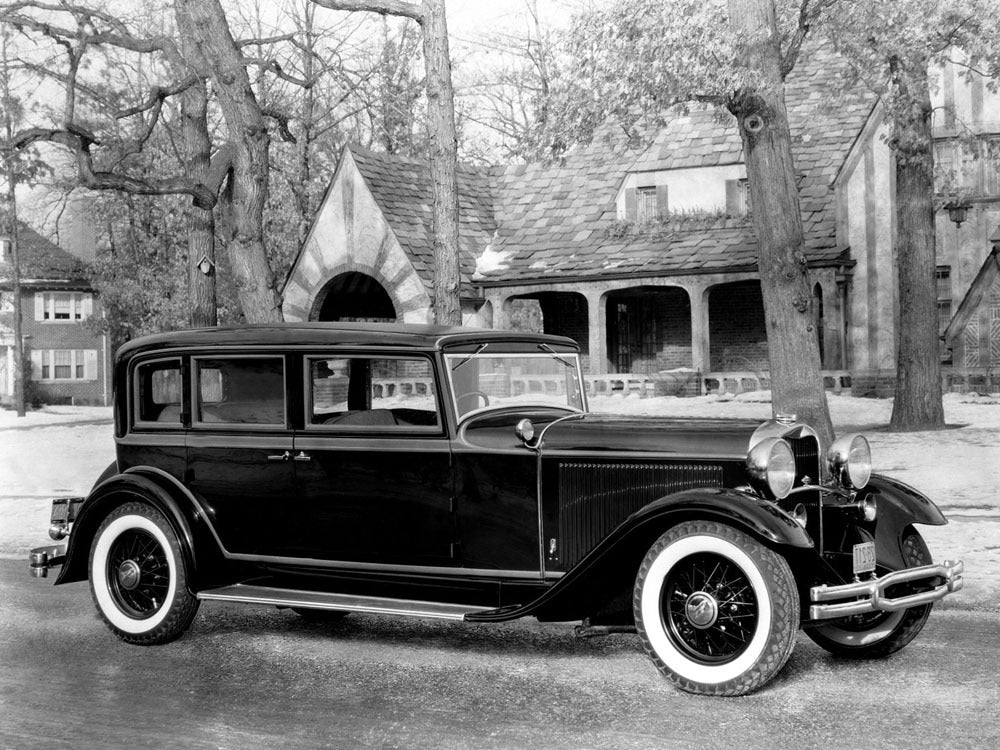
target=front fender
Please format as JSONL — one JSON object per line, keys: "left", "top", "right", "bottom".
{"left": 469, "top": 488, "right": 812, "bottom": 623}
{"left": 861, "top": 473, "right": 947, "bottom": 571}
{"left": 54, "top": 471, "right": 201, "bottom": 586}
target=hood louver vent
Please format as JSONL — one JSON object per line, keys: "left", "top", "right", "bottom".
{"left": 557, "top": 462, "right": 724, "bottom": 568}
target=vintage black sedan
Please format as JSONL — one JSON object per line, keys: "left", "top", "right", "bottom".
{"left": 29, "top": 323, "right": 964, "bottom": 695}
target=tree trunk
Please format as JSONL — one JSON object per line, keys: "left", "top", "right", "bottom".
{"left": 175, "top": 0, "right": 282, "bottom": 324}
{"left": 179, "top": 74, "right": 217, "bottom": 328}
{"left": 422, "top": 0, "right": 462, "bottom": 326}
{"left": 888, "top": 55, "right": 945, "bottom": 431}
{"left": 728, "top": 0, "right": 834, "bottom": 445}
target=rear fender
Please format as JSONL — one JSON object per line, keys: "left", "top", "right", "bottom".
{"left": 471, "top": 488, "right": 813, "bottom": 623}
{"left": 54, "top": 469, "right": 213, "bottom": 589}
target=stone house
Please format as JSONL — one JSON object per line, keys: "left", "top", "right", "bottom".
{"left": 282, "top": 44, "right": 1000, "bottom": 391}
{"left": 0, "top": 223, "right": 112, "bottom": 406}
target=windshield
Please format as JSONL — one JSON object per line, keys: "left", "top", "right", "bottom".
{"left": 445, "top": 350, "right": 586, "bottom": 419}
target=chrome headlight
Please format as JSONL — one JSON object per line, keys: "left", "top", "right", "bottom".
{"left": 746, "top": 437, "right": 796, "bottom": 499}
{"left": 827, "top": 434, "right": 871, "bottom": 489}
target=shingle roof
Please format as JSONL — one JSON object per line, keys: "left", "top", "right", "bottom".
{"left": 349, "top": 146, "right": 497, "bottom": 286}
{"left": 0, "top": 222, "right": 90, "bottom": 287}
{"left": 344, "top": 41, "right": 874, "bottom": 287}
{"left": 485, "top": 41, "right": 874, "bottom": 283}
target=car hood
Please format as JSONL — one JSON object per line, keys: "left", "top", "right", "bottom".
{"left": 536, "top": 413, "right": 760, "bottom": 461}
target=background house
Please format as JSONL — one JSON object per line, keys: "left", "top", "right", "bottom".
{"left": 0, "top": 223, "right": 111, "bottom": 406}
{"left": 282, "top": 44, "right": 1000, "bottom": 392}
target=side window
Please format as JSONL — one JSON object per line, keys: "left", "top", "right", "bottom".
{"left": 194, "top": 356, "right": 286, "bottom": 426}
{"left": 135, "top": 359, "right": 182, "bottom": 425}
{"left": 307, "top": 356, "right": 439, "bottom": 429}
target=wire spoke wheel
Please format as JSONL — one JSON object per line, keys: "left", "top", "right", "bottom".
{"left": 106, "top": 528, "right": 170, "bottom": 619}
{"left": 89, "top": 501, "right": 200, "bottom": 645}
{"left": 663, "top": 552, "right": 759, "bottom": 664}
{"left": 634, "top": 521, "right": 798, "bottom": 696}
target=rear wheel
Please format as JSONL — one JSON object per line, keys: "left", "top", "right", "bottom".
{"left": 633, "top": 520, "right": 799, "bottom": 696}
{"left": 806, "top": 528, "right": 932, "bottom": 658}
{"left": 89, "top": 502, "right": 199, "bottom": 645}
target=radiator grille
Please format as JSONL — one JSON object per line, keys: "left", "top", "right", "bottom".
{"left": 786, "top": 435, "right": 821, "bottom": 483}
{"left": 557, "top": 462, "right": 724, "bottom": 568}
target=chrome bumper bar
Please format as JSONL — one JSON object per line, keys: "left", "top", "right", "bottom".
{"left": 28, "top": 545, "right": 67, "bottom": 579}
{"left": 809, "top": 560, "right": 964, "bottom": 620}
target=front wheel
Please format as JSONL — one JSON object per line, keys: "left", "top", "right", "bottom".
{"left": 633, "top": 520, "right": 799, "bottom": 696}
{"left": 89, "top": 501, "right": 200, "bottom": 645}
{"left": 805, "top": 528, "right": 932, "bottom": 658}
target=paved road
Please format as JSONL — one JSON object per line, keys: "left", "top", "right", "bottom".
{"left": 0, "top": 559, "right": 997, "bottom": 750}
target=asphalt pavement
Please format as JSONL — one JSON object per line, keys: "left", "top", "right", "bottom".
{"left": 1, "top": 559, "right": 998, "bottom": 750}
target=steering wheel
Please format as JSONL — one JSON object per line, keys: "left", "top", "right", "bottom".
{"left": 456, "top": 391, "right": 490, "bottom": 412}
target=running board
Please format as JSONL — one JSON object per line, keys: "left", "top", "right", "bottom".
{"left": 197, "top": 584, "right": 494, "bottom": 621}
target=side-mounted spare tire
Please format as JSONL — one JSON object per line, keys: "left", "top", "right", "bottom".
{"left": 89, "top": 501, "right": 200, "bottom": 645}
{"left": 633, "top": 520, "right": 799, "bottom": 696}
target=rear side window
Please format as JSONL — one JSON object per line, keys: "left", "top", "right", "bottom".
{"left": 134, "top": 359, "right": 183, "bottom": 425}
{"left": 307, "top": 356, "right": 439, "bottom": 430}
{"left": 194, "top": 356, "right": 286, "bottom": 426}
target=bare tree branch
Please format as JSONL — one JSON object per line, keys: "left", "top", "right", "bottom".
{"left": 11, "top": 126, "right": 217, "bottom": 208}
{"left": 310, "top": 0, "right": 425, "bottom": 24}
{"left": 116, "top": 75, "right": 200, "bottom": 119}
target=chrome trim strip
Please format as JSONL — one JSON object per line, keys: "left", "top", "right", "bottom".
{"left": 809, "top": 560, "right": 964, "bottom": 620}
{"left": 196, "top": 584, "right": 494, "bottom": 620}
{"left": 222, "top": 551, "right": 564, "bottom": 581}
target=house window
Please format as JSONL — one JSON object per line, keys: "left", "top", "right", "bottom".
{"left": 34, "top": 349, "right": 96, "bottom": 381}
{"left": 936, "top": 266, "right": 952, "bottom": 336}
{"left": 35, "top": 292, "right": 92, "bottom": 322}
{"left": 1, "top": 238, "right": 10, "bottom": 259}
{"left": 636, "top": 187, "right": 658, "bottom": 223}
{"left": 726, "top": 178, "right": 750, "bottom": 216}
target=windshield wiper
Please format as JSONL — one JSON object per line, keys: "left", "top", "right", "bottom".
{"left": 451, "top": 342, "right": 489, "bottom": 371}
{"left": 538, "top": 343, "right": 574, "bottom": 369}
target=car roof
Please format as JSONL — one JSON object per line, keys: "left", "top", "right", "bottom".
{"left": 115, "top": 322, "right": 579, "bottom": 362}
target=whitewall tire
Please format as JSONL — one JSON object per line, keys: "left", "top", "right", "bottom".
{"left": 88, "top": 502, "right": 199, "bottom": 645}
{"left": 806, "top": 528, "right": 932, "bottom": 658}
{"left": 633, "top": 520, "right": 799, "bottom": 696}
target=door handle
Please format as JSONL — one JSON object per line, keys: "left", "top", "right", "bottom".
{"left": 267, "top": 451, "right": 291, "bottom": 462}
{"left": 293, "top": 451, "right": 312, "bottom": 463}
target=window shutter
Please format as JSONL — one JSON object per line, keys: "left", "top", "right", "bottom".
{"left": 655, "top": 185, "right": 669, "bottom": 218}
{"left": 34, "top": 293, "right": 45, "bottom": 321}
{"left": 624, "top": 188, "right": 638, "bottom": 222}
{"left": 29, "top": 349, "right": 43, "bottom": 379}
{"left": 82, "top": 294, "right": 94, "bottom": 319}
{"left": 725, "top": 180, "right": 740, "bottom": 215}
{"left": 84, "top": 350, "right": 98, "bottom": 380}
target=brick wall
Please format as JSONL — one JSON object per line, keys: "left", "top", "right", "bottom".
{"left": 18, "top": 288, "right": 111, "bottom": 406}
{"left": 709, "top": 281, "right": 769, "bottom": 372}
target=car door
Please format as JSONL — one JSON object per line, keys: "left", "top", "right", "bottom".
{"left": 290, "top": 352, "right": 456, "bottom": 566}
{"left": 184, "top": 353, "right": 295, "bottom": 556}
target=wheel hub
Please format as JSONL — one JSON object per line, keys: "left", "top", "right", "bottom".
{"left": 684, "top": 591, "right": 719, "bottom": 629}
{"left": 116, "top": 559, "right": 142, "bottom": 591}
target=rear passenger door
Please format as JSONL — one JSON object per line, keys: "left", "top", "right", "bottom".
{"left": 291, "top": 353, "right": 456, "bottom": 566}
{"left": 185, "top": 354, "right": 296, "bottom": 556}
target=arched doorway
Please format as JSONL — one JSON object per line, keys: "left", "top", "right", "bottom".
{"left": 313, "top": 272, "right": 396, "bottom": 322}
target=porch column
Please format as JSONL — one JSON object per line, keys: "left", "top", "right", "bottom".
{"left": 689, "top": 284, "right": 711, "bottom": 374}
{"left": 586, "top": 290, "right": 608, "bottom": 375}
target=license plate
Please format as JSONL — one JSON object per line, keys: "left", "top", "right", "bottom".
{"left": 853, "top": 542, "right": 877, "bottom": 575}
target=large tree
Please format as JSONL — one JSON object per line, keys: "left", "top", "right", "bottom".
{"left": 815, "top": 0, "right": 1000, "bottom": 431}
{"left": 549, "top": 0, "right": 835, "bottom": 443}
{"left": 1, "top": 0, "right": 296, "bottom": 325}
{"left": 312, "top": 0, "right": 462, "bottom": 326}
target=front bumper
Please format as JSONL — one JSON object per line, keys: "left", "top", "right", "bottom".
{"left": 809, "top": 560, "right": 964, "bottom": 620}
